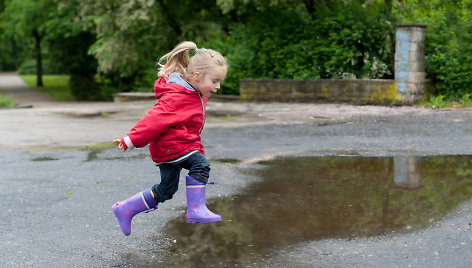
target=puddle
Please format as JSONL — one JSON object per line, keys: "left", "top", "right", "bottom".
{"left": 160, "top": 155, "right": 472, "bottom": 267}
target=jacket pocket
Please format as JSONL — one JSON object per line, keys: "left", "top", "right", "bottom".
{"left": 161, "top": 143, "right": 176, "bottom": 155}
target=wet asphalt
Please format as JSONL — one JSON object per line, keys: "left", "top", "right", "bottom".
{"left": 1, "top": 73, "right": 472, "bottom": 267}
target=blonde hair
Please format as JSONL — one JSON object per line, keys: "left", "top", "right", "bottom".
{"left": 157, "top": 41, "right": 227, "bottom": 80}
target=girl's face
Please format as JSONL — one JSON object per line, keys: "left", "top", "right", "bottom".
{"left": 192, "top": 65, "right": 227, "bottom": 98}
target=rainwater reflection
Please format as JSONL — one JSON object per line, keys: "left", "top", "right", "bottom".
{"left": 160, "top": 155, "right": 472, "bottom": 267}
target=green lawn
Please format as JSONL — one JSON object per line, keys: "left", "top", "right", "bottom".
{"left": 20, "top": 75, "right": 73, "bottom": 101}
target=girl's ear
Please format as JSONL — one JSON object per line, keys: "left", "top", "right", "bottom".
{"left": 193, "top": 72, "right": 201, "bottom": 82}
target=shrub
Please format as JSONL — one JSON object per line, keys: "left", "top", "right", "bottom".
{"left": 18, "top": 59, "right": 66, "bottom": 75}
{"left": 69, "top": 73, "right": 100, "bottom": 100}
{"left": 0, "top": 92, "right": 15, "bottom": 107}
{"left": 426, "top": 14, "right": 472, "bottom": 98}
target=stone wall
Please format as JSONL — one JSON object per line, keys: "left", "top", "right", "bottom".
{"left": 240, "top": 79, "right": 398, "bottom": 105}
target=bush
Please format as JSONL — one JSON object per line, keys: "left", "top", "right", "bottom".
{"left": 0, "top": 92, "right": 15, "bottom": 107}
{"left": 426, "top": 13, "right": 472, "bottom": 98}
{"left": 69, "top": 73, "right": 100, "bottom": 100}
{"left": 18, "top": 59, "right": 66, "bottom": 75}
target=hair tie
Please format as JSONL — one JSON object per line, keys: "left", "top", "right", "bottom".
{"left": 194, "top": 48, "right": 200, "bottom": 53}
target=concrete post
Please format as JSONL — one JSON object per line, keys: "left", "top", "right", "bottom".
{"left": 395, "top": 23, "right": 427, "bottom": 104}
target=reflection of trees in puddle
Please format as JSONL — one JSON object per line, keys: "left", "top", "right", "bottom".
{"left": 162, "top": 155, "right": 472, "bottom": 267}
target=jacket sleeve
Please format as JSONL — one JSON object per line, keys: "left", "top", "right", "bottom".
{"left": 126, "top": 94, "right": 179, "bottom": 148}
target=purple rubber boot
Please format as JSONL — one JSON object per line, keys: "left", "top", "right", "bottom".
{"left": 112, "top": 188, "right": 157, "bottom": 236}
{"left": 185, "top": 176, "right": 222, "bottom": 223}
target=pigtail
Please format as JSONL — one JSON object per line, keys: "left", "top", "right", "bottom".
{"left": 158, "top": 41, "right": 197, "bottom": 80}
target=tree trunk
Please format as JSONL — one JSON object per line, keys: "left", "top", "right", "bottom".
{"left": 303, "top": 0, "right": 316, "bottom": 19}
{"left": 157, "top": 0, "right": 182, "bottom": 36}
{"left": 10, "top": 37, "right": 20, "bottom": 70}
{"left": 32, "top": 29, "right": 43, "bottom": 87}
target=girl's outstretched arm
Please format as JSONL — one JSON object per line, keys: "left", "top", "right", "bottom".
{"left": 113, "top": 139, "right": 128, "bottom": 152}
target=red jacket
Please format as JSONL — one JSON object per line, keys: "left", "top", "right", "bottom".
{"left": 122, "top": 76, "right": 207, "bottom": 163}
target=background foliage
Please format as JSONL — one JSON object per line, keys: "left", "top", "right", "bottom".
{"left": 0, "top": 0, "right": 471, "bottom": 100}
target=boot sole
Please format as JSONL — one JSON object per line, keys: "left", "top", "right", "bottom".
{"left": 186, "top": 217, "right": 222, "bottom": 223}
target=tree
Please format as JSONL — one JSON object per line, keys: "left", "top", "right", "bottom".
{"left": 1, "top": 0, "right": 56, "bottom": 87}
{"left": 0, "top": 0, "right": 25, "bottom": 71}
{"left": 78, "top": 0, "right": 160, "bottom": 89}
{"left": 48, "top": 0, "right": 100, "bottom": 100}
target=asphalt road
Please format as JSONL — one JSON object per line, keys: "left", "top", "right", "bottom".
{"left": 1, "top": 73, "right": 472, "bottom": 267}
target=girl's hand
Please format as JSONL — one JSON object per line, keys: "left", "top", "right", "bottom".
{"left": 113, "top": 138, "right": 128, "bottom": 152}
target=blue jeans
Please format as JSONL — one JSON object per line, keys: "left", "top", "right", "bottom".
{"left": 151, "top": 151, "right": 210, "bottom": 203}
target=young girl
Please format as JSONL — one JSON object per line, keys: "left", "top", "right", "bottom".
{"left": 112, "top": 41, "right": 228, "bottom": 236}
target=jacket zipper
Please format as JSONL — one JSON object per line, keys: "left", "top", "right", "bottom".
{"left": 197, "top": 92, "right": 205, "bottom": 133}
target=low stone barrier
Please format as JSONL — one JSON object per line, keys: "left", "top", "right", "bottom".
{"left": 113, "top": 92, "right": 155, "bottom": 102}
{"left": 240, "top": 79, "right": 399, "bottom": 105}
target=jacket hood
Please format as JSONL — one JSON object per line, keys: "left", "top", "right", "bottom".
{"left": 154, "top": 72, "right": 198, "bottom": 99}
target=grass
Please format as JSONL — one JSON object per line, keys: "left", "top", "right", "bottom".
{"left": 82, "top": 142, "right": 118, "bottom": 161}
{"left": 83, "top": 142, "right": 117, "bottom": 151}
{"left": 0, "top": 92, "right": 16, "bottom": 107}
{"left": 20, "top": 75, "right": 73, "bottom": 101}
{"left": 421, "top": 93, "right": 472, "bottom": 109}
{"left": 32, "top": 156, "right": 58, "bottom": 161}
{"left": 219, "top": 114, "right": 237, "bottom": 121}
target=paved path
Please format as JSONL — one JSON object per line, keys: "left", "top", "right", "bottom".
{"left": 0, "top": 73, "right": 54, "bottom": 106}
{"left": 0, "top": 73, "right": 437, "bottom": 151}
